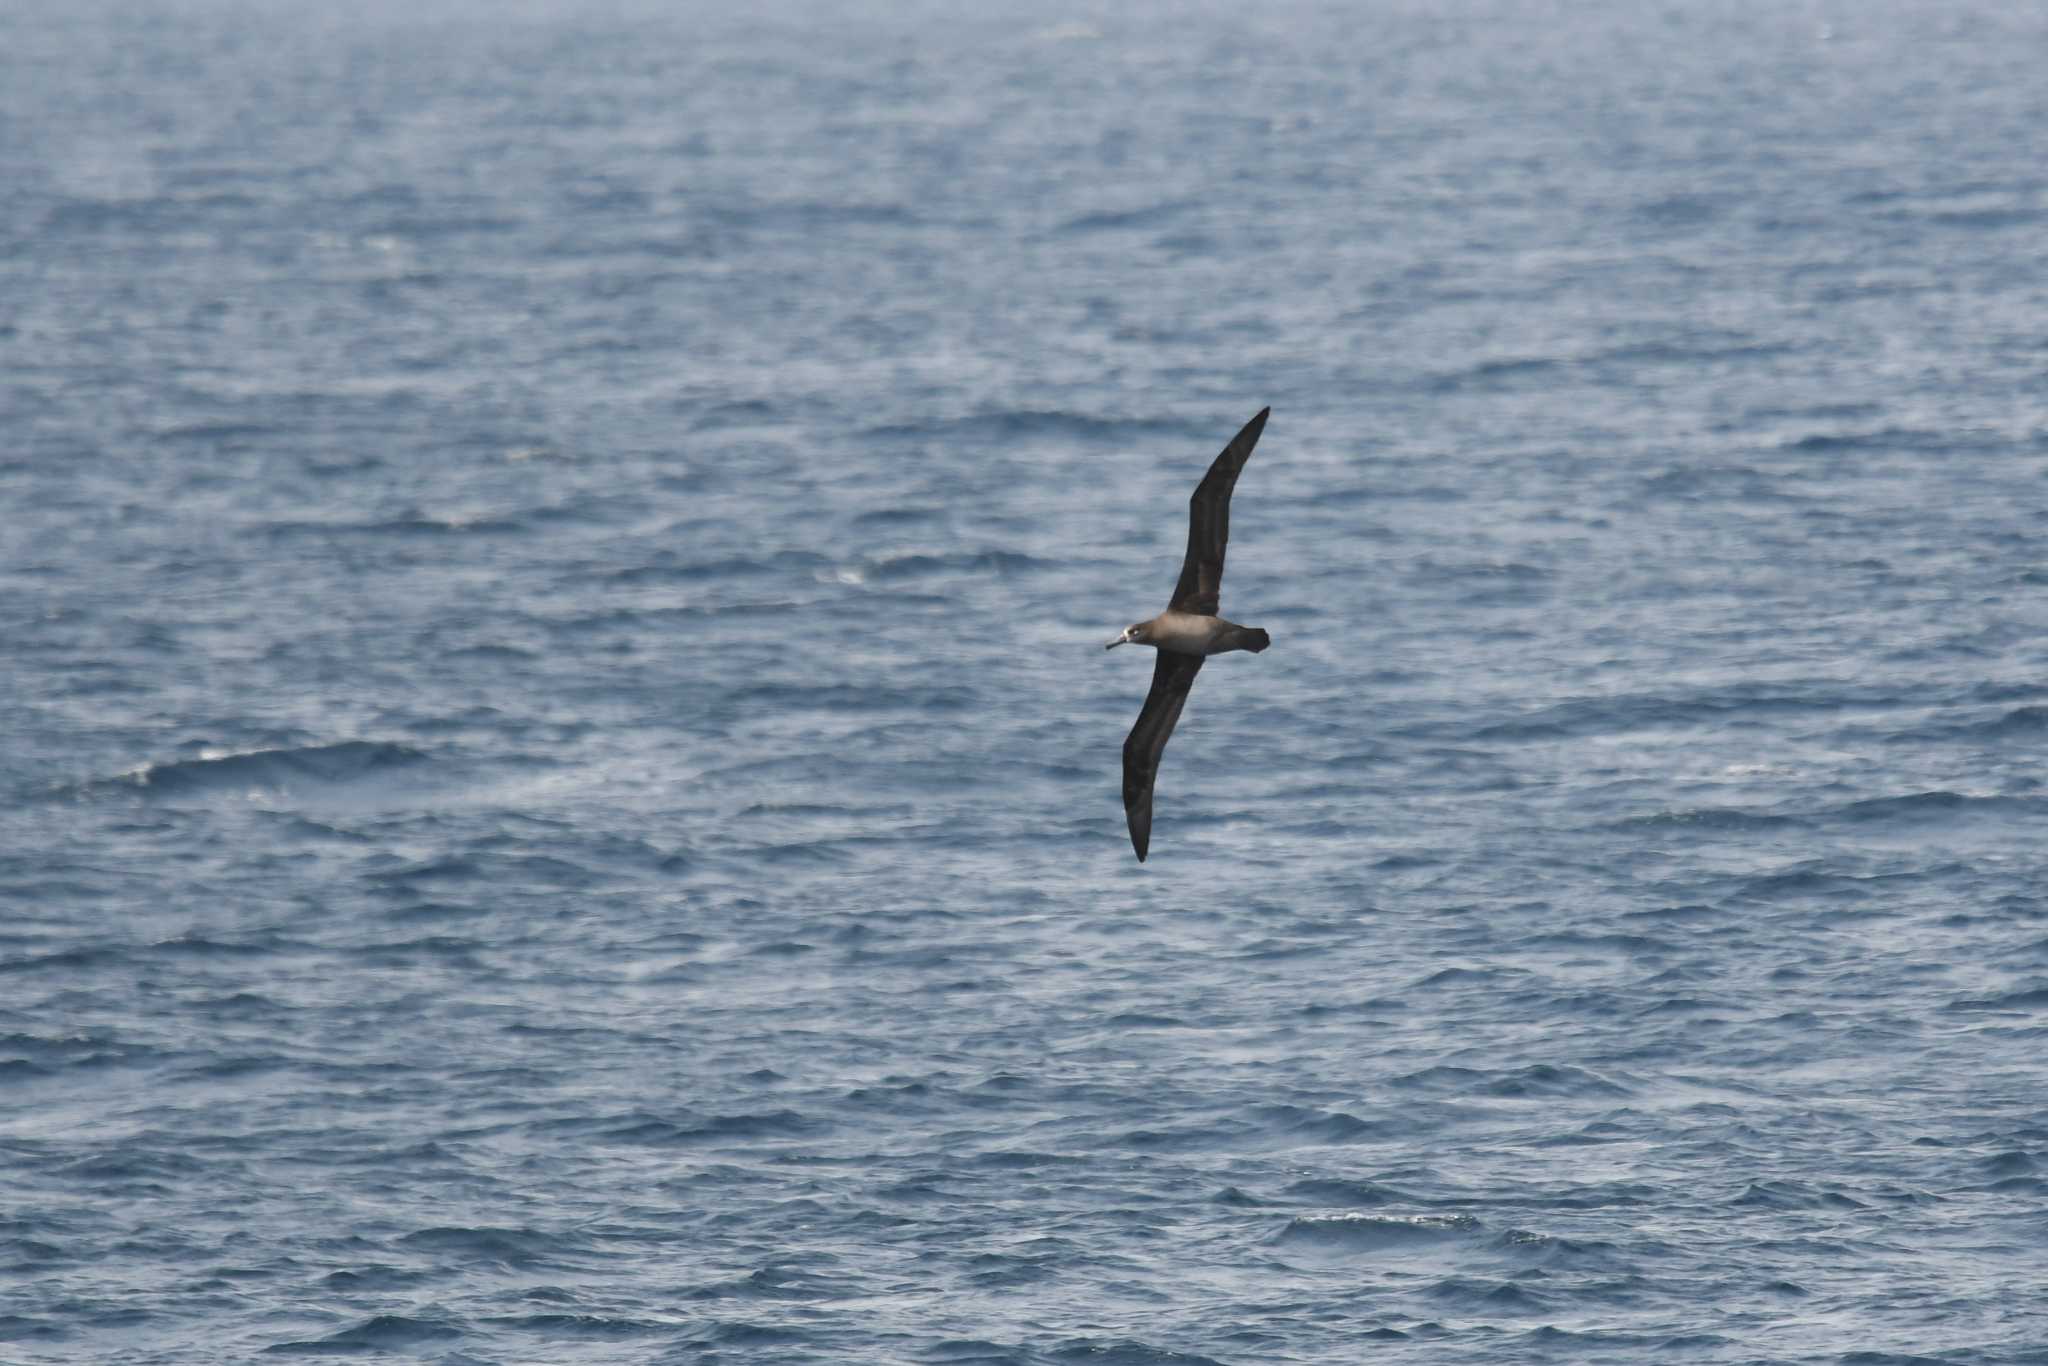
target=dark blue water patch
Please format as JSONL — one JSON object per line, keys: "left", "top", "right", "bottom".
{"left": 1612, "top": 807, "right": 1800, "bottom": 833}
{"left": 595, "top": 547, "right": 832, "bottom": 584}
{"left": 148, "top": 933, "right": 296, "bottom": 960}
{"left": 393, "top": 1226, "right": 560, "bottom": 1270}
{"left": 262, "top": 1314, "right": 465, "bottom": 1355}
{"left": 1424, "top": 355, "right": 1564, "bottom": 394}
{"left": 104, "top": 741, "right": 432, "bottom": 801}
{"left": 0, "top": 945, "right": 136, "bottom": 978}
{"left": 1632, "top": 191, "right": 1728, "bottom": 229}
{"left": 1408, "top": 966, "right": 1525, "bottom": 990}
{"left": 688, "top": 397, "right": 782, "bottom": 428}
{"left": 257, "top": 511, "right": 532, "bottom": 540}
{"left": 40, "top": 193, "right": 265, "bottom": 236}
{"left": 674, "top": 1317, "right": 819, "bottom": 1350}
{"left": 1923, "top": 205, "right": 2043, "bottom": 231}
{"left": 1637, "top": 461, "right": 1809, "bottom": 504}
{"left": 1384, "top": 1063, "right": 1626, "bottom": 1100}
{"left": 1602, "top": 336, "right": 1799, "bottom": 376}
{"left": 1511, "top": 930, "right": 1678, "bottom": 959}
{"left": 686, "top": 1260, "right": 865, "bottom": 1303}
{"left": 1783, "top": 424, "right": 2015, "bottom": 455}
{"left": 1945, "top": 985, "right": 2048, "bottom": 1013}
{"left": 859, "top": 410, "right": 1206, "bottom": 447}
{"left": 1521, "top": 1182, "right": 1665, "bottom": 1211}
{"left": 1485, "top": 1228, "right": 1635, "bottom": 1271}
{"left": 918, "top": 1338, "right": 1033, "bottom": 1364}
{"left": 857, "top": 549, "right": 1059, "bottom": 581}
{"left": 970, "top": 1149, "right": 1090, "bottom": 1171}
{"left": 1056, "top": 200, "right": 1197, "bottom": 235}
{"left": 698, "top": 196, "right": 922, "bottom": 232}
{"left": 1281, "top": 1178, "right": 1414, "bottom": 1208}
{"left": 1973, "top": 1151, "right": 2040, "bottom": 1178}
{"left": 1102, "top": 1011, "right": 1186, "bottom": 1029}
{"left": 1422, "top": 1275, "right": 1554, "bottom": 1314}
{"left": 1274, "top": 1213, "right": 1481, "bottom": 1252}
{"left": 172, "top": 1053, "right": 291, "bottom": 1082}
{"left": 0, "top": 1315, "right": 73, "bottom": 1344}
{"left": 1825, "top": 791, "right": 2045, "bottom": 825}
{"left": 365, "top": 856, "right": 486, "bottom": 889}
{"left": 0, "top": 1029, "right": 143, "bottom": 1076}
{"left": 1732, "top": 866, "right": 1875, "bottom": 904}
{"left": 1619, "top": 904, "right": 1727, "bottom": 926}
{"left": 1246, "top": 1104, "right": 1392, "bottom": 1144}
{"left": 488, "top": 1311, "right": 672, "bottom": 1339}
{"left": 600, "top": 1110, "right": 825, "bottom": 1146}
{"left": 1729, "top": 1180, "right": 1868, "bottom": 1212}
{"left": 152, "top": 420, "right": 279, "bottom": 449}
{"left": 1911, "top": 704, "right": 2048, "bottom": 741}
{"left": 355, "top": 934, "right": 492, "bottom": 970}
{"left": 852, "top": 504, "right": 946, "bottom": 530}
{"left": 1046, "top": 1337, "right": 1226, "bottom": 1365}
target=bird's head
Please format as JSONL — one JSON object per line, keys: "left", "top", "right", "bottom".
{"left": 1105, "top": 622, "right": 1150, "bottom": 650}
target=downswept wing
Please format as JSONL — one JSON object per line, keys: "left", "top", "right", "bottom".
{"left": 1167, "top": 407, "right": 1270, "bottom": 616}
{"left": 1122, "top": 651, "right": 1205, "bottom": 862}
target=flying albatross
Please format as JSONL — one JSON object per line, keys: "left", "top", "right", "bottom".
{"left": 1105, "top": 407, "right": 1271, "bottom": 861}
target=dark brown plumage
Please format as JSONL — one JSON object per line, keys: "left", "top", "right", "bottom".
{"left": 1110, "top": 408, "right": 1272, "bottom": 861}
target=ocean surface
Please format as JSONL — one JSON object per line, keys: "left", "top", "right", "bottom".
{"left": 5, "top": 1, "right": 2048, "bottom": 1361}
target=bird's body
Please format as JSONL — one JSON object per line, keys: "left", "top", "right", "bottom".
{"left": 1105, "top": 408, "right": 1272, "bottom": 861}
{"left": 1130, "top": 610, "right": 1267, "bottom": 657}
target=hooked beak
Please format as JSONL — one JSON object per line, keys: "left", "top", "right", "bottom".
{"left": 1104, "top": 632, "right": 1128, "bottom": 650}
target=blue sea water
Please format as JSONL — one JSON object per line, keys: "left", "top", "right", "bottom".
{"left": 5, "top": 0, "right": 2048, "bottom": 1360}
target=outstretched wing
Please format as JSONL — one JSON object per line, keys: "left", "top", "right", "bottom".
{"left": 1167, "top": 407, "right": 1269, "bottom": 616}
{"left": 1122, "top": 652, "right": 1205, "bottom": 862}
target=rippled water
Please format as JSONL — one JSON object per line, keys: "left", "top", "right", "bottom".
{"left": 6, "top": 2, "right": 2048, "bottom": 1362}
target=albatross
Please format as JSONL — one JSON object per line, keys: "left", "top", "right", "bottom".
{"left": 1105, "top": 407, "right": 1272, "bottom": 861}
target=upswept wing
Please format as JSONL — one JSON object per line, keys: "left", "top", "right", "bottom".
{"left": 1121, "top": 651, "right": 1205, "bottom": 862}
{"left": 1167, "top": 407, "right": 1270, "bottom": 616}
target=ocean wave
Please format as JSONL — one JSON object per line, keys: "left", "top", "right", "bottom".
{"left": 1486, "top": 1228, "right": 1633, "bottom": 1269}
{"left": 1056, "top": 200, "right": 1195, "bottom": 234}
{"left": 1422, "top": 1275, "right": 1554, "bottom": 1313}
{"left": 111, "top": 741, "right": 431, "bottom": 801}
{"left": 1281, "top": 1178, "right": 1412, "bottom": 1207}
{"left": 1825, "top": 791, "right": 2042, "bottom": 824}
{"left": 1275, "top": 1212, "right": 1481, "bottom": 1251}
{"left": 700, "top": 197, "right": 921, "bottom": 231}
{"left": 1047, "top": 1336, "right": 1225, "bottom": 1365}
{"left": 487, "top": 1312, "right": 669, "bottom": 1339}
{"left": 1946, "top": 985, "right": 2048, "bottom": 1013}
{"left": 1615, "top": 807, "right": 1798, "bottom": 832}
{"left": 1388, "top": 1063, "right": 1630, "bottom": 1099}
{"left": 395, "top": 1225, "right": 558, "bottom": 1268}
{"left": 854, "top": 550, "right": 1056, "bottom": 582}
{"left": 599, "top": 1110, "right": 824, "bottom": 1145}
{"left": 599, "top": 548, "right": 830, "bottom": 584}
{"left": 262, "top": 513, "right": 528, "bottom": 537}
{"left": 263, "top": 1315, "right": 463, "bottom": 1355}
{"left": 860, "top": 410, "right": 1202, "bottom": 445}
{"left": 921, "top": 1337, "right": 1033, "bottom": 1364}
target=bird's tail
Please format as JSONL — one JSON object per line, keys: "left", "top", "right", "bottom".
{"left": 1232, "top": 627, "right": 1271, "bottom": 654}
